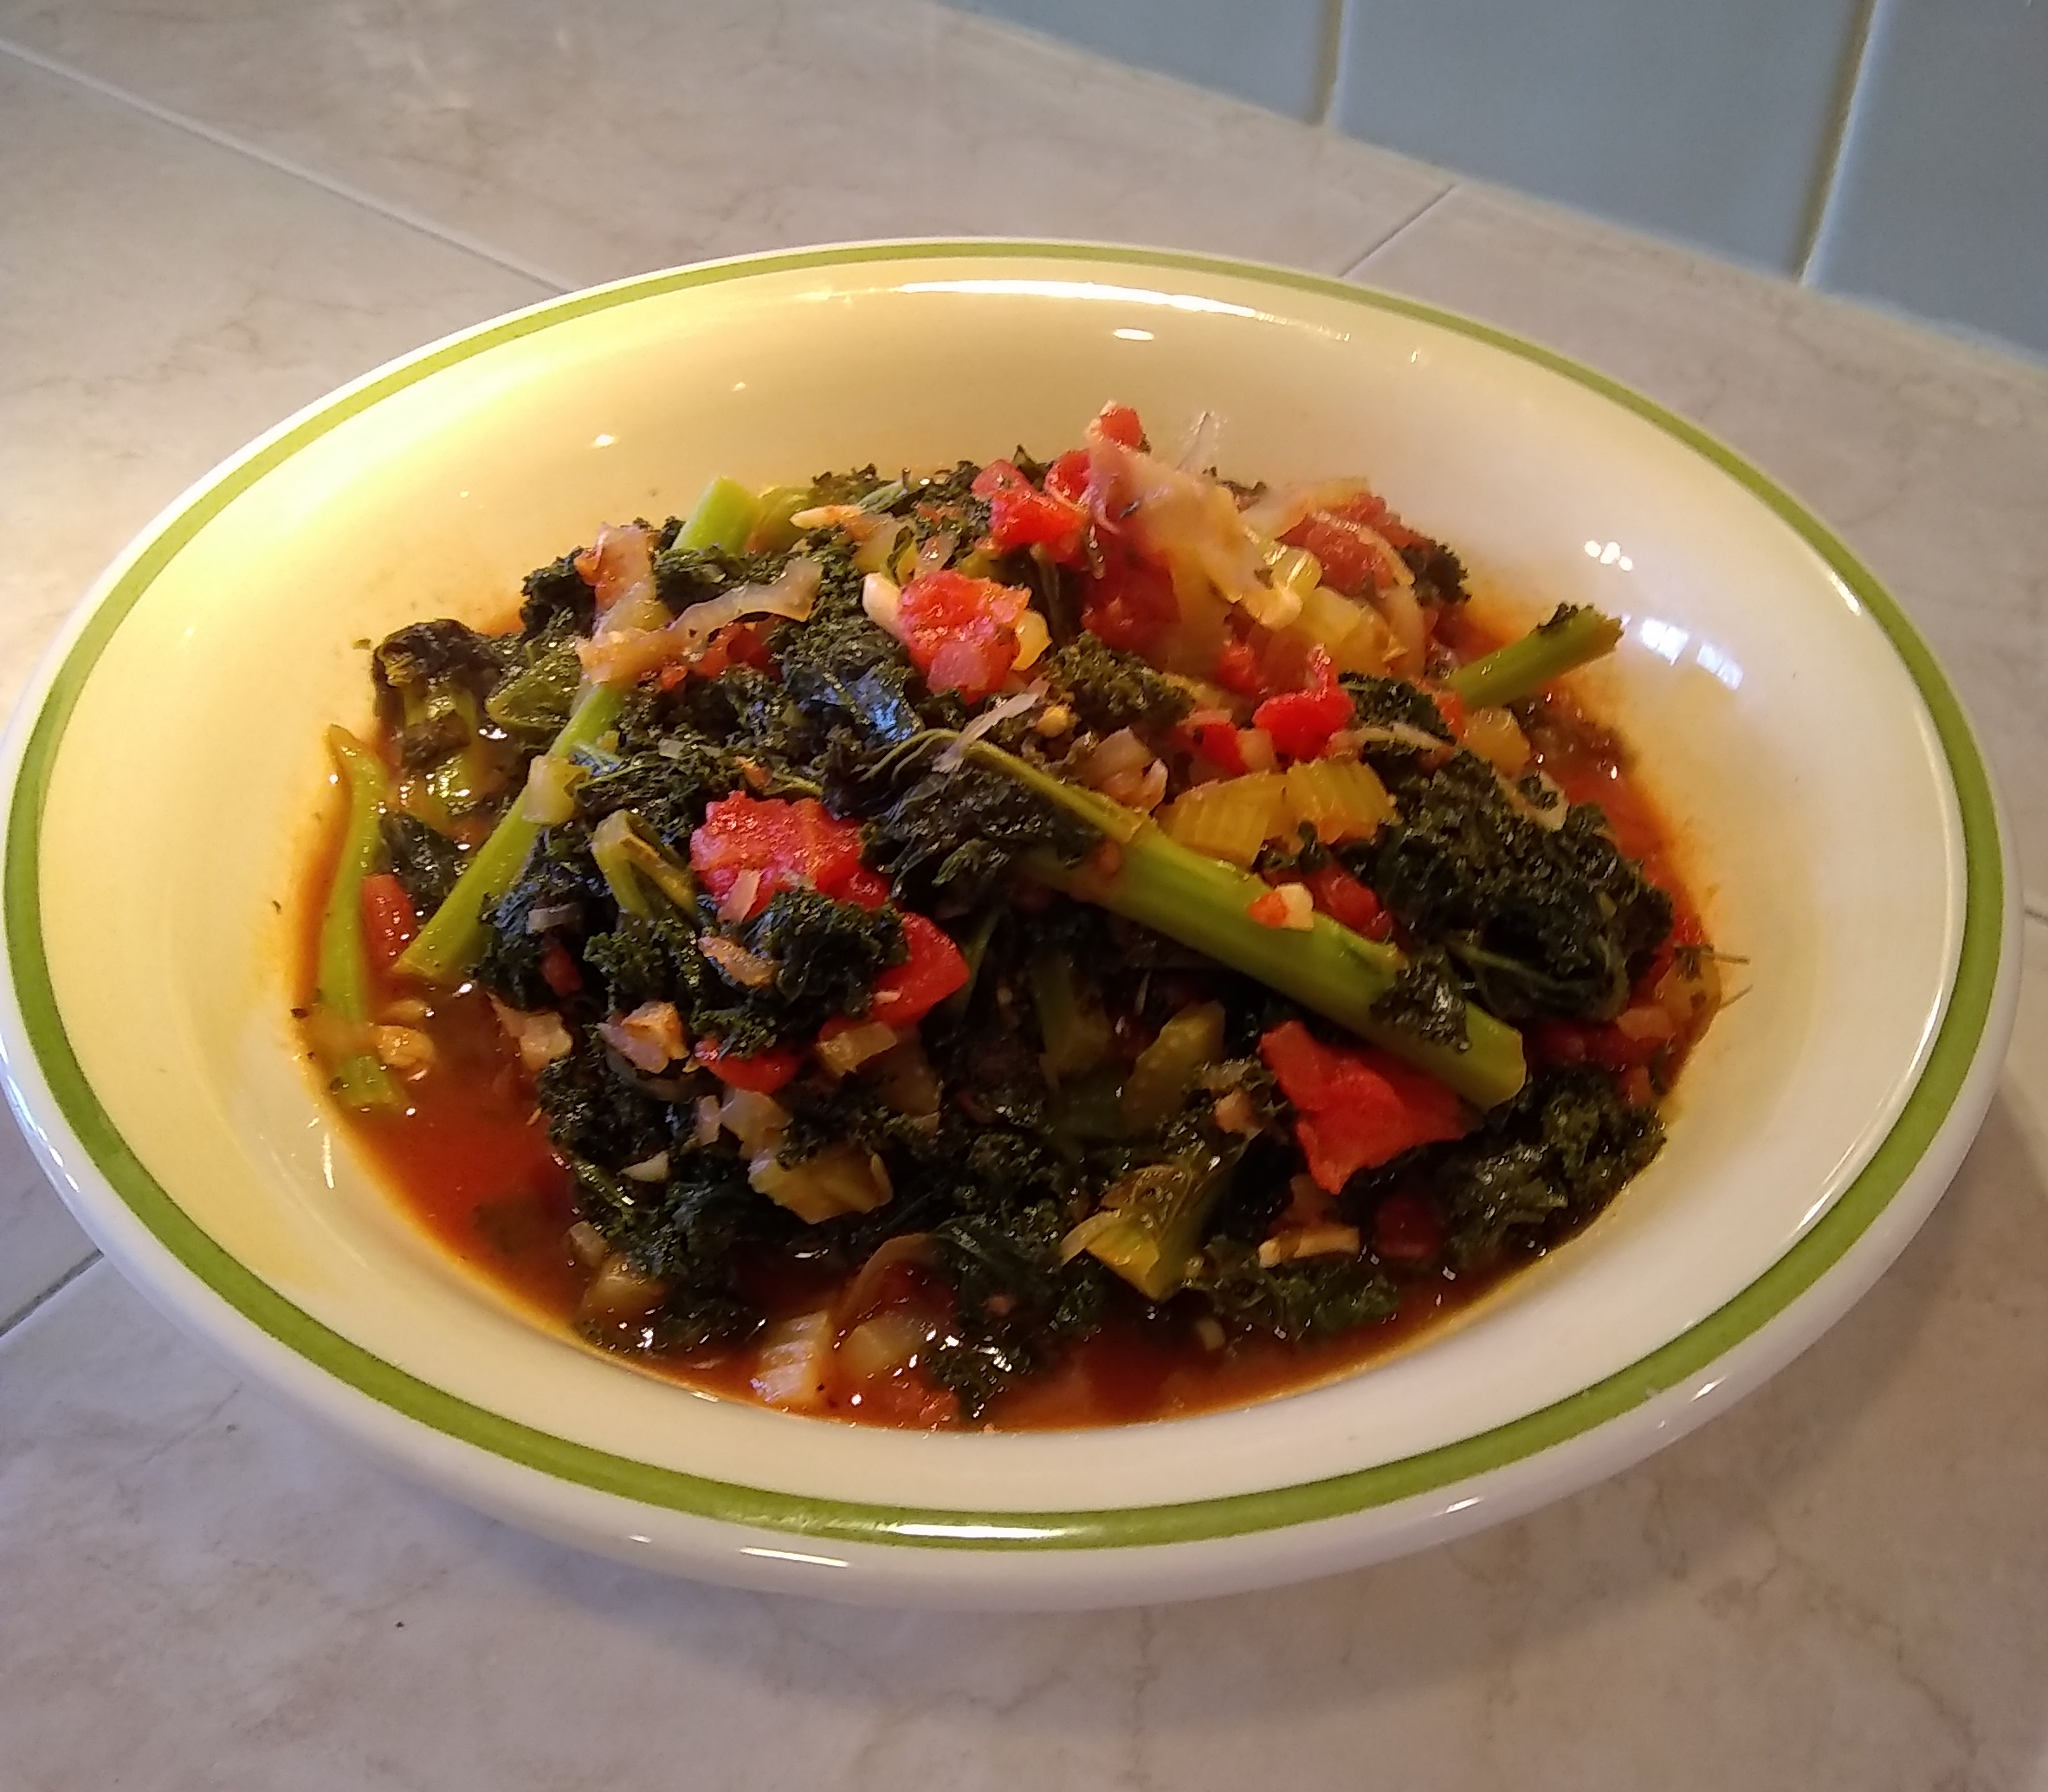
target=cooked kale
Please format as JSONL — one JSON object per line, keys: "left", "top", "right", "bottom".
{"left": 519, "top": 550, "right": 595, "bottom": 637}
{"left": 1360, "top": 751, "right": 1672, "bottom": 1021}
{"left": 371, "top": 618, "right": 508, "bottom": 695}
{"left": 1366, "top": 946, "right": 1470, "bottom": 1049}
{"left": 378, "top": 812, "right": 464, "bottom": 915}
{"left": 535, "top": 1038, "right": 678, "bottom": 1175}
{"left": 1042, "top": 634, "right": 1192, "bottom": 736}
{"left": 1399, "top": 539, "right": 1470, "bottom": 607}
{"left": 581, "top": 905, "right": 711, "bottom": 1020}
{"left": 724, "top": 888, "right": 903, "bottom": 1036}
{"left": 1195, "top": 1239, "right": 1401, "bottom": 1342}
{"left": 1352, "top": 1064, "right": 1662, "bottom": 1266}
{"left": 651, "top": 543, "right": 791, "bottom": 613}
{"left": 575, "top": 726, "right": 741, "bottom": 853}
{"left": 1339, "top": 672, "right": 1455, "bottom": 744}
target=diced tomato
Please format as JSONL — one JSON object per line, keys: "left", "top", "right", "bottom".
{"left": 1079, "top": 544, "right": 1179, "bottom": 657}
{"left": 690, "top": 794, "right": 870, "bottom": 920}
{"left": 1259, "top": 1019, "right": 1468, "bottom": 1194}
{"left": 1280, "top": 491, "right": 1418, "bottom": 599}
{"left": 1043, "top": 448, "right": 1092, "bottom": 508}
{"left": 1432, "top": 688, "right": 1469, "bottom": 738}
{"left": 1304, "top": 864, "right": 1392, "bottom": 941}
{"left": 895, "top": 568, "right": 1031, "bottom": 704}
{"left": 1372, "top": 1191, "right": 1444, "bottom": 1264}
{"left": 539, "top": 939, "right": 584, "bottom": 998}
{"left": 864, "top": 912, "right": 969, "bottom": 1028}
{"left": 835, "top": 864, "right": 893, "bottom": 912}
{"left": 694, "top": 1038, "right": 803, "bottom": 1095}
{"left": 1252, "top": 648, "right": 1353, "bottom": 761}
{"left": 1089, "top": 403, "right": 1146, "bottom": 450}
{"left": 972, "top": 459, "right": 1088, "bottom": 565}
{"left": 1212, "top": 637, "right": 1263, "bottom": 699}
{"left": 1185, "top": 714, "right": 1250, "bottom": 776}
{"left": 360, "top": 872, "right": 417, "bottom": 972}
{"left": 1245, "top": 889, "right": 1292, "bottom": 928}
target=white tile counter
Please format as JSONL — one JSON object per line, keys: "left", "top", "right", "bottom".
{"left": 3, "top": 3, "right": 2046, "bottom": 1785}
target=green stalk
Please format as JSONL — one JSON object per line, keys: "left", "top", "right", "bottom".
{"left": 315, "top": 727, "right": 401, "bottom": 1110}
{"left": 1069, "top": 1148, "right": 1242, "bottom": 1303}
{"left": 1444, "top": 604, "right": 1623, "bottom": 708}
{"left": 675, "top": 475, "right": 761, "bottom": 553}
{"left": 393, "top": 476, "right": 759, "bottom": 986}
{"left": 962, "top": 741, "right": 1526, "bottom": 1109}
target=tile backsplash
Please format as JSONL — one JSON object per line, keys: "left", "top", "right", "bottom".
{"left": 946, "top": 0, "right": 2047, "bottom": 361}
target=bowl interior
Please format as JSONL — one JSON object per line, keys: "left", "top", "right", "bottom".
{"left": 22, "top": 249, "right": 1963, "bottom": 1516}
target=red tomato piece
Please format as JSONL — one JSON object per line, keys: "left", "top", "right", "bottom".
{"left": 1251, "top": 648, "right": 1353, "bottom": 761}
{"left": 1079, "top": 543, "right": 1180, "bottom": 658}
{"left": 689, "top": 794, "right": 870, "bottom": 920}
{"left": 1043, "top": 448, "right": 1092, "bottom": 508}
{"left": 1528, "top": 1019, "right": 1657, "bottom": 1074}
{"left": 865, "top": 912, "right": 969, "bottom": 1028}
{"left": 539, "top": 939, "right": 584, "bottom": 999}
{"left": 1245, "top": 888, "right": 1293, "bottom": 928}
{"left": 1432, "top": 688, "right": 1469, "bottom": 738}
{"left": 1186, "top": 715, "right": 1250, "bottom": 776}
{"left": 1211, "top": 637, "right": 1264, "bottom": 699}
{"left": 1279, "top": 491, "right": 1418, "bottom": 598}
{"left": 694, "top": 1038, "right": 803, "bottom": 1095}
{"left": 835, "top": 864, "right": 893, "bottom": 912}
{"left": 360, "top": 871, "right": 417, "bottom": 972}
{"left": 971, "top": 459, "right": 1088, "bottom": 564}
{"left": 1259, "top": 1019, "right": 1468, "bottom": 1194}
{"left": 895, "top": 569, "right": 1031, "bottom": 704}
{"left": 1303, "top": 864, "right": 1392, "bottom": 940}
{"left": 1089, "top": 403, "right": 1147, "bottom": 450}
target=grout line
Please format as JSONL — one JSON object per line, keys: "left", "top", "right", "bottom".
{"left": 0, "top": 35, "right": 575, "bottom": 294}
{"left": 1309, "top": 0, "right": 1347, "bottom": 127}
{"left": 0, "top": 1252, "right": 101, "bottom": 1342}
{"left": 1334, "top": 183, "right": 1461, "bottom": 278}
{"left": 1793, "top": 0, "right": 1888, "bottom": 283}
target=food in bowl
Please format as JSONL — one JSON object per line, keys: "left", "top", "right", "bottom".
{"left": 296, "top": 399, "right": 1722, "bottom": 1429}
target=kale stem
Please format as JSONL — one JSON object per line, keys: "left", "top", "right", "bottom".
{"left": 315, "top": 727, "right": 402, "bottom": 1109}
{"left": 395, "top": 475, "right": 760, "bottom": 986}
{"left": 1443, "top": 604, "right": 1624, "bottom": 709}
{"left": 958, "top": 740, "right": 1527, "bottom": 1109}
{"left": 393, "top": 683, "right": 623, "bottom": 984}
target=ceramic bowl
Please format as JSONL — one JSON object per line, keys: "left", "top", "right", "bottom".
{"left": 0, "top": 243, "right": 2016, "bottom": 1609}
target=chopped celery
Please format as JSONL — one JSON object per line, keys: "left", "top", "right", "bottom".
{"left": 485, "top": 643, "right": 581, "bottom": 734}
{"left": 314, "top": 727, "right": 401, "bottom": 1110}
{"left": 675, "top": 475, "right": 761, "bottom": 553}
{"left": 1283, "top": 758, "right": 1393, "bottom": 845}
{"left": 590, "top": 810, "right": 698, "bottom": 917}
{"left": 1030, "top": 946, "right": 1113, "bottom": 1082}
{"left": 749, "top": 484, "right": 812, "bottom": 553}
{"left": 1160, "top": 773, "right": 1286, "bottom": 868}
{"left": 1121, "top": 1001, "right": 1225, "bottom": 1133}
{"left": 1070, "top": 1147, "right": 1241, "bottom": 1302}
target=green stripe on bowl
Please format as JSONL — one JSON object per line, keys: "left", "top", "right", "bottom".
{"left": 3, "top": 240, "right": 2006, "bottom": 1550}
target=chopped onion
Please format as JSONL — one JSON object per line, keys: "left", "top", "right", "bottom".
{"left": 1173, "top": 408, "right": 1223, "bottom": 474}
{"left": 716, "top": 866, "right": 762, "bottom": 925}
{"left": 574, "top": 522, "right": 656, "bottom": 619}
{"left": 816, "top": 1021, "right": 901, "bottom": 1077}
{"left": 1237, "top": 479, "right": 1373, "bottom": 542}
{"left": 519, "top": 753, "right": 585, "bottom": 825}
{"left": 565, "top": 1221, "right": 611, "bottom": 1271}
{"left": 488, "top": 998, "right": 574, "bottom": 1073}
{"left": 621, "top": 1150, "right": 671, "bottom": 1183}
{"left": 914, "top": 529, "right": 958, "bottom": 576}
{"left": 1100, "top": 759, "right": 1169, "bottom": 812}
{"left": 524, "top": 901, "right": 582, "bottom": 934}
{"left": 1078, "top": 727, "right": 1152, "bottom": 786}
{"left": 693, "top": 1094, "right": 722, "bottom": 1146}
{"left": 370, "top": 1025, "right": 435, "bottom": 1077}
{"left": 1257, "top": 1224, "right": 1362, "bottom": 1267}
{"left": 935, "top": 683, "right": 1043, "bottom": 771}
{"left": 749, "top": 1145, "right": 893, "bottom": 1224}
{"left": 861, "top": 572, "right": 905, "bottom": 642}
{"left": 578, "top": 1254, "right": 670, "bottom": 1325}
{"left": 750, "top": 1310, "right": 835, "bottom": 1411}
{"left": 700, "top": 933, "right": 777, "bottom": 989}
{"left": 718, "top": 1088, "right": 790, "bottom": 1155}
{"left": 596, "top": 1000, "right": 686, "bottom": 1071}
{"left": 834, "top": 1232, "right": 941, "bottom": 1330}
{"left": 578, "top": 557, "right": 822, "bottom": 685}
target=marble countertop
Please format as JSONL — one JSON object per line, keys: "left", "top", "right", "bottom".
{"left": 3, "top": 2, "right": 2046, "bottom": 1785}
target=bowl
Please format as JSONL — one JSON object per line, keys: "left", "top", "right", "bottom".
{"left": 0, "top": 242, "right": 2017, "bottom": 1609}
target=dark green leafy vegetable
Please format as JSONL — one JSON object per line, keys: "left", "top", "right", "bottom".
{"left": 1042, "top": 634, "right": 1192, "bottom": 736}
{"left": 1194, "top": 1240, "right": 1401, "bottom": 1342}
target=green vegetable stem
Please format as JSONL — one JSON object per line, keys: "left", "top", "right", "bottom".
{"left": 1443, "top": 604, "right": 1624, "bottom": 709}
{"left": 395, "top": 475, "right": 759, "bottom": 986}
{"left": 315, "top": 727, "right": 402, "bottom": 1110}
{"left": 959, "top": 740, "right": 1528, "bottom": 1109}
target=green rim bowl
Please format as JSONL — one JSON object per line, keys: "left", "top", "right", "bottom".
{"left": 0, "top": 242, "right": 2019, "bottom": 1609}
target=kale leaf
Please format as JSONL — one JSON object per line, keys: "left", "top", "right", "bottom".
{"left": 1043, "top": 634, "right": 1192, "bottom": 735}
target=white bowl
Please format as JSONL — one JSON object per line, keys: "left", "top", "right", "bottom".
{"left": 0, "top": 243, "right": 2017, "bottom": 1609}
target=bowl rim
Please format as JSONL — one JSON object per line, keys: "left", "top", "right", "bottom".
{"left": 0, "top": 237, "right": 2009, "bottom": 1554}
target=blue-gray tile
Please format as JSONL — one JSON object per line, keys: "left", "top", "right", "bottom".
{"left": 1808, "top": 0, "right": 2048, "bottom": 361}
{"left": 1330, "top": 0, "right": 1864, "bottom": 271}
{"left": 946, "top": 0, "right": 1333, "bottom": 120}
